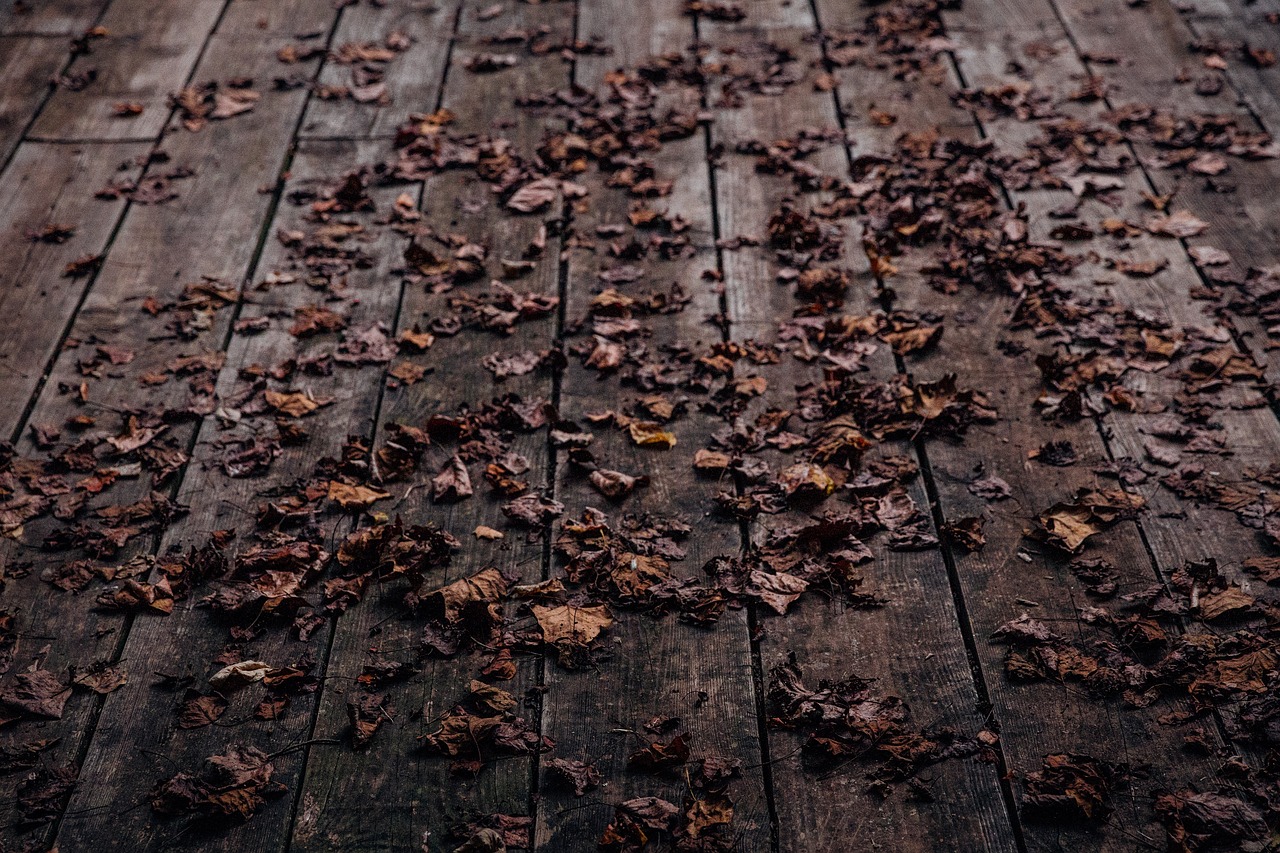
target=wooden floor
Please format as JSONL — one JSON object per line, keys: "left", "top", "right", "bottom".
{"left": 2, "top": 0, "right": 1280, "bottom": 850}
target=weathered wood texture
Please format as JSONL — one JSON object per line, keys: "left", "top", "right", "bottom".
{"left": 293, "top": 2, "right": 571, "bottom": 850}
{"left": 29, "top": 0, "right": 228, "bottom": 141}
{"left": 0, "top": 0, "right": 1279, "bottom": 850}
{"left": 0, "top": 140, "right": 144, "bottom": 438}
{"left": 0, "top": 0, "right": 108, "bottom": 35}
{"left": 299, "top": 0, "right": 461, "bottom": 140}
{"left": 0, "top": 5, "right": 344, "bottom": 850}
{"left": 536, "top": 1, "right": 772, "bottom": 849}
{"left": 0, "top": 36, "right": 77, "bottom": 164}
{"left": 702, "top": 2, "right": 1022, "bottom": 850}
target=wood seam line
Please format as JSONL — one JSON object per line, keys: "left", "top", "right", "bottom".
{"left": 804, "top": 2, "right": 1032, "bottom": 849}
{"left": 1033, "top": 0, "right": 1264, "bottom": 770}
{"left": 688, "top": 6, "right": 784, "bottom": 851}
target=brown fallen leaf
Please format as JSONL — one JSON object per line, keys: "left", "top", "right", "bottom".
{"left": 210, "top": 87, "right": 260, "bottom": 119}
{"left": 177, "top": 690, "right": 228, "bottom": 729}
{"left": 1145, "top": 210, "right": 1209, "bottom": 238}
{"left": 388, "top": 361, "right": 427, "bottom": 385}
{"left": 264, "top": 390, "right": 333, "bottom": 417}
{"left": 1038, "top": 490, "right": 1145, "bottom": 553}
{"left": 506, "top": 177, "right": 558, "bottom": 213}
{"left": 942, "top": 515, "right": 986, "bottom": 552}
{"left": 348, "top": 691, "right": 389, "bottom": 749}
{"left": 628, "top": 422, "right": 677, "bottom": 449}
{"left": 398, "top": 326, "right": 436, "bottom": 352}
{"left": 150, "top": 744, "right": 284, "bottom": 820}
{"left": 1022, "top": 753, "right": 1123, "bottom": 823}
{"left": 0, "top": 669, "right": 70, "bottom": 722}
{"left": 422, "top": 567, "right": 510, "bottom": 625}
{"left": 532, "top": 604, "right": 612, "bottom": 665}
{"left": 328, "top": 481, "right": 391, "bottom": 510}
{"left": 588, "top": 468, "right": 649, "bottom": 501}
{"left": 432, "top": 455, "right": 474, "bottom": 503}
{"left": 545, "top": 757, "right": 601, "bottom": 796}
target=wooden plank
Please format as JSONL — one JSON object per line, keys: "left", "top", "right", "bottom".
{"left": 0, "top": 0, "right": 109, "bottom": 35}
{"left": 1039, "top": 0, "right": 1280, "bottom": 583}
{"left": 1043, "top": 0, "right": 1280, "bottom": 386}
{"left": 535, "top": 2, "right": 771, "bottom": 849}
{"left": 0, "top": 16, "right": 339, "bottom": 851}
{"left": 1018, "top": 0, "right": 1280, "bottom": 789}
{"left": 0, "top": 35, "right": 72, "bottom": 166}
{"left": 289, "top": 2, "right": 570, "bottom": 849}
{"left": 26, "top": 0, "right": 333, "bottom": 142}
{"left": 702, "top": 3, "right": 1021, "bottom": 850}
{"left": 1172, "top": 0, "right": 1279, "bottom": 20}
{"left": 0, "top": 139, "right": 147, "bottom": 439}
{"left": 55, "top": 137, "right": 407, "bottom": 853}
{"left": 299, "top": 0, "right": 461, "bottom": 140}
{"left": 291, "top": 188, "right": 551, "bottom": 853}
{"left": 871, "top": 2, "right": 1263, "bottom": 849}
{"left": 29, "top": 0, "right": 227, "bottom": 141}
{"left": 816, "top": 2, "right": 1244, "bottom": 850}
{"left": 1190, "top": 13, "right": 1280, "bottom": 130}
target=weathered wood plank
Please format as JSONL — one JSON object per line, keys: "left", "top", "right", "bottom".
{"left": 885, "top": 2, "right": 1260, "bottom": 849}
{"left": 1190, "top": 13, "right": 1280, "bottom": 130}
{"left": 299, "top": 0, "right": 461, "bottom": 140}
{"left": 1042, "top": 0, "right": 1280, "bottom": 387}
{"left": 813, "top": 2, "right": 1243, "bottom": 850}
{"left": 0, "top": 16, "right": 339, "bottom": 851}
{"left": 27, "top": 0, "right": 335, "bottom": 142}
{"left": 1178, "top": 0, "right": 1280, "bottom": 19}
{"left": 0, "top": 36, "right": 73, "bottom": 165}
{"left": 0, "top": 140, "right": 146, "bottom": 439}
{"left": 1030, "top": 0, "right": 1280, "bottom": 590}
{"left": 290, "top": 2, "right": 571, "bottom": 850}
{"left": 29, "top": 0, "right": 228, "bottom": 140}
{"left": 536, "top": 2, "right": 772, "bottom": 849}
{"left": 0, "top": 0, "right": 108, "bottom": 36}
{"left": 0, "top": 2, "right": 1275, "bottom": 851}
{"left": 55, "top": 137, "right": 407, "bottom": 853}
{"left": 704, "top": 3, "right": 1021, "bottom": 850}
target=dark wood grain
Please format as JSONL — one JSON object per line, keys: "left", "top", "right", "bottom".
{"left": 896, "top": 3, "right": 1247, "bottom": 849}
{"left": 299, "top": 0, "right": 462, "bottom": 140}
{"left": 535, "top": 2, "right": 773, "bottom": 849}
{"left": 0, "top": 140, "right": 146, "bottom": 438}
{"left": 0, "top": 1, "right": 1275, "bottom": 851}
{"left": 0, "top": 14, "right": 340, "bottom": 851}
{"left": 970, "top": 0, "right": 1280, "bottom": 617}
{"left": 290, "top": 2, "right": 572, "bottom": 850}
{"left": 0, "top": 0, "right": 108, "bottom": 35}
{"left": 702, "top": 3, "right": 1022, "bottom": 850}
{"left": 29, "top": 0, "right": 228, "bottom": 141}
{"left": 52, "top": 139, "right": 404, "bottom": 853}
{"left": 0, "top": 34, "right": 81, "bottom": 165}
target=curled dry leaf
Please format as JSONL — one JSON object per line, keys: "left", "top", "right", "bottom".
{"left": 328, "top": 481, "right": 391, "bottom": 510}
{"left": 432, "top": 455, "right": 474, "bottom": 503}
{"left": 532, "top": 603, "right": 612, "bottom": 665}
{"left": 1021, "top": 753, "right": 1124, "bottom": 823}
{"left": 545, "top": 757, "right": 602, "bottom": 796}
{"left": 588, "top": 468, "right": 650, "bottom": 501}
{"left": 506, "top": 178, "right": 558, "bottom": 213}
{"left": 264, "top": 390, "right": 333, "bottom": 417}
{"left": 1037, "top": 490, "right": 1145, "bottom": 553}
{"left": 628, "top": 422, "right": 677, "bottom": 449}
